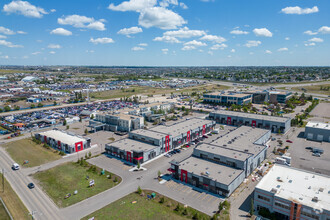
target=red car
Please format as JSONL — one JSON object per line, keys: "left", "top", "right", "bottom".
{"left": 286, "top": 140, "right": 293, "bottom": 143}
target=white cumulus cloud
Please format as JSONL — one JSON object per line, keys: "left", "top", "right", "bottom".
{"left": 131, "top": 46, "right": 145, "bottom": 51}
{"left": 139, "top": 43, "right": 148, "bottom": 46}
{"left": 308, "top": 37, "right": 323, "bottom": 43}
{"left": 138, "top": 7, "right": 186, "bottom": 29}
{"left": 231, "top": 49, "right": 235, "bottom": 53}
{"left": 184, "top": 40, "right": 207, "bottom": 47}
{"left": 48, "top": 44, "right": 61, "bottom": 49}
{"left": 253, "top": 28, "right": 273, "bottom": 37}
{"left": 180, "top": 2, "right": 188, "bottom": 9}
{"left": 181, "top": 45, "right": 196, "bottom": 51}
{"left": 230, "top": 29, "right": 249, "bottom": 35}
{"left": 0, "top": 35, "right": 7, "bottom": 39}
{"left": 278, "top": 47, "right": 288, "bottom": 52}
{"left": 3, "top": 0, "right": 48, "bottom": 18}
{"left": 89, "top": 37, "right": 114, "bottom": 44}
{"left": 50, "top": 28, "right": 72, "bottom": 36}
{"left": 200, "top": 34, "right": 226, "bottom": 43}
{"left": 117, "top": 26, "right": 143, "bottom": 37}
{"left": 210, "top": 43, "right": 228, "bottom": 50}
{"left": 245, "top": 40, "right": 261, "bottom": 48}
{"left": 0, "top": 26, "right": 15, "bottom": 35}
{"left": 58, "top": 15, "right": 106, "bottom": 31}
{"left": 49, "top": 51, "right": 56, "bottom": 54}
{"left": 318, "top": 26, "right": 330, "bottom": 34}
{"left": 304, "top": 30, "right": 317, "bottom": 35}
{"left": 305, "top": 42, "right": 315, "bottom": 47}
{"left": 265, "top": 50, "right": 272, "bottom": 54}
{"left": 161, "top": 48, "right": 169, "bottom": 54}
{"left": 281, "top": 6, "right": 318, "bottom": 15}
{"left": 153, "top": 36, "right": 181, "bottom": 43}
{"left": 0, "top": 39, "right": 23, "bottom": 48}
{"left": 163, "top": 27, "right": 205, "bottom": 38}
{"left": 108, "top": 0, "right": 157, "bottom": 12}
{"left": 285, "top": 37, "right": 290, "bottom": 40}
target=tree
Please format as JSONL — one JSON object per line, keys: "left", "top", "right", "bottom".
{"left": 137, "top": 186, "right": 142, "bottom": 194}
{"left": 30, "top": 104, "right": 35, "bottom": 109}
{"left": 0, "top": 108, "right": 3, "bottom": 113}
{"left": 159, "top": 197, "right": 165, "bottom": 204}
{"left": 84, "top": 128, "right": 88, "bottom": 135}
{"left": 14, "top": 106, "right": 20, "bottom": 111}
{"left": 66, "top": 125, "right": 69, "bottom": 130}
{"left": 88, "top": 151, "right": 92, "bottom": 158}
{"left": 37, "top": 102, "right": 43, "bottom": 108}
{"left": 4, "top": 106, "right": 11, "bottom": 112}
{"left": 137, "top": 161, "right": 140, "bottom": 169}
{"left": 53, "top": 101, "right": 57, "bottom": 106}
{"left": 63, "top": 119, "right": 67, "bottom": 126}
{"left": 90, "top": 114, "right": 94, "bottom": 119}
{"left": 158, "top": 170, "right": 161, "bottom": 177}
{"left": 250, "top": 198, "right": 254, "bottom": 216}
{"left": 182, "top": 208, "right": 188, "bottom": 215}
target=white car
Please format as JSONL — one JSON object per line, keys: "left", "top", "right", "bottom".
{"left": 12, "top": 163, "right": 20, "bottom": 170}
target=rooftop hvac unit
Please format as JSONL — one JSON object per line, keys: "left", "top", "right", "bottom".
{"left": 312, "top": 197, "right": 319, "bottom": 202}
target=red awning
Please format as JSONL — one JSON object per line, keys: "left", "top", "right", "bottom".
{"left": 167, "top": 168, "right": 175, "bottom": 173}
{"left": 133, "top": 157, "right": 143, "bottom": 160}
{"left": 203, "top": 184, "right": 208, "bottom": 187}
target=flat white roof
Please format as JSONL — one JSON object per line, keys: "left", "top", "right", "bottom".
{"left": 39, "top": 129, "right": 86, "bottom": 146}
{"left": 306, "top": 121, "right": 330, "bottom": 130}
{"left": 256, "top": 165, "right": 330, "bottom": 211}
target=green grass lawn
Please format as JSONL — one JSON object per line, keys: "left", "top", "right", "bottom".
{"left": 0, "top": 202, "right": 10, "bottom": 220}
{"left": 291, "top": 84, "right": 330, "bottom": 96}
{"left": 2, "top": 138, "right": 61, "bottom": 167}
{"left": 82, "top": 190, "right": 210, "bottom": 220}
{"left": 33, "top": 162, "right": 121, "bottom": 207}
{"left": 0, "top": 177, "right": 29, "bottom": 220}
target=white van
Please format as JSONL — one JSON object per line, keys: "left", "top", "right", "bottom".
{"left": 12, "top": 163, "right": 20, "bottom": 170}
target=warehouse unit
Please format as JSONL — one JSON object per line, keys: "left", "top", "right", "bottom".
{"left": 90, "top": 113, "right": 144, "bottom": 132}
{"left": 209, "top": 110, "right": 291, "bottom": 133}
{"left": 35, "top": 129, "right": 91, "bottom": 153}
{"left": 269, "top": 91, "right": 292, "bottom": 104}
{"left": 304, "top": 121, "right": 330, "bottom": 142}
{"left": 203, "top": 92, "right": 252, "bottom": 105}
{"left": 105, "top": 118, "right": 215, "bottom": 164}
{"left": 170, "top": 126, "right": 270, "bottom": 197}
{"left": 254, "top": 165, "right": 330, "bottom": 220}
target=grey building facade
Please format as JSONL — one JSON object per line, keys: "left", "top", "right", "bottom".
{"left": 304, "top": 121, "right": 330, "bottom": 142}
{"left": 209, "top": 110, "right": 291, "bottom": 133}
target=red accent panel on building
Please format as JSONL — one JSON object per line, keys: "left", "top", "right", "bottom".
{"left": 289, "top": 202, "right": 294, "bottom": 220}
{"left": 133, "top": 156, "right": 143, "bottom": 161}
{"left": 227, "top": 117, "right": 231, "bottom": 125}
{"left": 57, "top": 141, "right": 61, "bottom": 150}
{"left": 75, "top": 141, "right": 83, "bottom": 152}
{"left": 296, "top": 204, "right": 302, "bottom": 220}
{"left": 202, "top": 125, "right": 206, "bottom": 135}
{"left": 252, "top": 120, "right": 256, "bottom": 127}
{"left": 126, "top": 151, "right": 132, "bottom": 163}
{"left": 44, "top": 136, "right": 47, "bottom": 143}
{"left": 181, "top": 169, "right": 188, "bottom": 183}
{"left": 165, "top": 135, "right": 170, "bottom": 152}
{"left": 187, "top": 131, "right": 191, "bottom": 142}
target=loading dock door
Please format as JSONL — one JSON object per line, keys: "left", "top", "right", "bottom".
{"left": 316, "top": 135, "right": 323, "bottom": 141}
{"left": 307, "top": 133, "right": 313, "bottom": 140}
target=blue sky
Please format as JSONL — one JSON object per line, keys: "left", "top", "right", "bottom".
{"left": 0, "top": 0, "right": 329, "bottom": 66}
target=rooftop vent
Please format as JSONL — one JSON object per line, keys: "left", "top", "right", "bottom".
{"left": 276, "top": 185, "right": 281, "bottom": 188}
{"left": 308, "top": 186, "right": 311, "bottom": 189}
{"left": 271, "top": 188, "right": 277, "bottom": 193}
{"left": 319, "top": 188, "right": 324, "bottom": 192}
{"left": 312, "top": 197, "right": 319, "bottom": 202}
{"left": 289, "top": 180, "right": 292, "bottom": 183}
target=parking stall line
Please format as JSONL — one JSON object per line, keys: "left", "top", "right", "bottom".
{"left": 182, "top": 186, "right": 191, "bottom": 193}
{"left": 196, "top": 192, "right": 204, "bottom": 199}
{"left": 189, "top": 191, "right": 198, "bottom": 197}
{"left": 201, "top": 194, "right": 209, "bottom": 201}
{"left": 207, "top": 195, "right": 214, "bottom": 203}
{"left": 212, "top": 199, "right": 220, "bottom": 206}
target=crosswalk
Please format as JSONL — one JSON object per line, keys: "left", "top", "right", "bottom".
{"left": 165, "top": 180, "right": 221, "bottom": 206}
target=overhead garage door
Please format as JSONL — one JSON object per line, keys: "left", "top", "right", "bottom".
{"left": 307, "top": 133, "right": 313, "bottom": 140}
{"left": 317, "top": 135, "right": 323, "bottom": 141}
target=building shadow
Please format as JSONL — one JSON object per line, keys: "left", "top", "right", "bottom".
{"left": 239, "top": 191, "right": 254, "bottom": 216}
{"left": 297, "top": 131, "right": 305, "bottom": 139}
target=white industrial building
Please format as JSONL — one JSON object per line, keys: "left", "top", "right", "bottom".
{"left": 304, "top": 121, "right": 330, "bottom": 142}
{"left": 254, "top": 165, "right": 330, "bottom": 220}
{"left": 35, "top": 129, "right": 91, "bottom": 153}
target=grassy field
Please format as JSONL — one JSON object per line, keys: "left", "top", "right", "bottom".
{"left": 0, "top": 177, "right": 29, "bottom": 220}
{"left": 82, "top": 190, "right": 211, "bottom": 220}
{"left": 290, "top": 84, "right": 330, "bottom": 96}
{"left": 2, "top": 138, "right": 61, "bottom": 167}
{"left": 33, "top": 162, "right": 121, "bottom": 207}
{"left": 91, "top": 84, "right": 230, "bottom": 100}
{"left": 0, "top": 201, "right": 10, "bottom": 220}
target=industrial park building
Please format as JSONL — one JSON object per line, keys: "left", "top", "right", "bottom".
{"left": 35, "top": 129, "right": 91, "bottom": 153}
{"left": 304, "top": 121, "right": 330, "bottom": 142}
{"left": 203, "top": 92, "right": 252, "bottom": 105}
{"left": 244, "top": 90, "right": 269, "bottom": 104}
{"left": 89, "top": 113, "right": 144, "bottom": 132}
{"left": 209, "top": 110, "right": 291, "bottom": 133}
{"left": 254, "top": 165, "right": 330, "bottom": 220}
{"left": 170, "top": 126, "right": 270, "bottom": 197}
{"left": 105, "top": 118, "right": 215, "bottom": 164}
{"left": 269, "top": 91, "right": 292, "bottom": 104}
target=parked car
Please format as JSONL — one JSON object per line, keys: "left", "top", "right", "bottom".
{"left": 28, "top": 183, "right": 35, "bottom": 189}
{"left": 203, "top": 135, "right": 208, "bottom": 138}
{"left": 286, "top": 140, "right": 293, "bottom": 143}
{"left": 313, "top": 148, "right": 324, "bottom": 154}
{"left": 207, "top": 133, "right": 212, "bottom": 136}
{"left": 305, "top": 147, "right": 313, "bottom": 150}
{"left": 312, "top": 153, "right": 321, "bottom": 157}
{"left": 271, "top": 137, "right": 276, "bottom": 141}
{"left": 174, "top": 149, "right": 181, "bottom": 153}
{"left": 12, "top": 163, "right": 20, "bottom": 170}
{"left": 164, "top": 154, "right": 171, "bottom": 158}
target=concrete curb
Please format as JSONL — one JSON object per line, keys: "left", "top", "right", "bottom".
{"left": 0, "top": 197, "right": 13, "bottom": 220}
